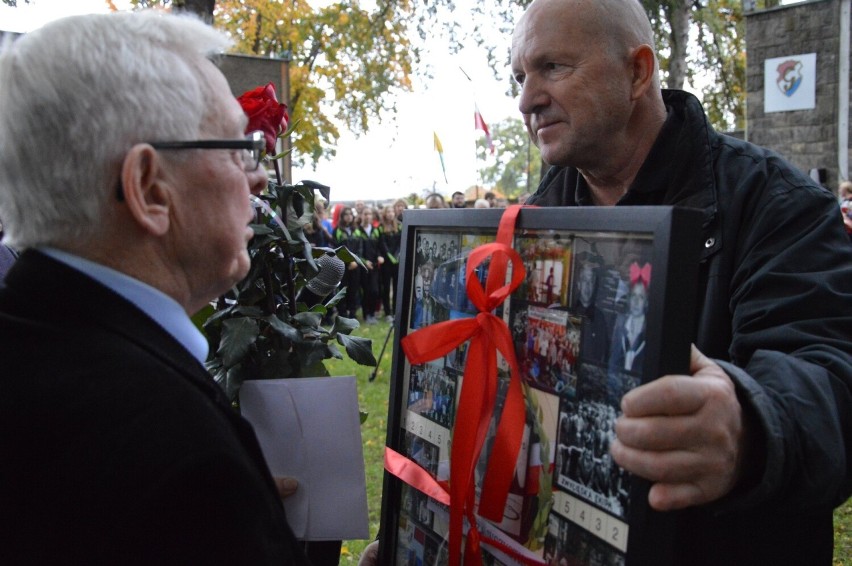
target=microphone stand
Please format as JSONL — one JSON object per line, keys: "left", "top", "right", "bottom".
{"left": 369, "top": 322, "right": 395, "bottom": 382}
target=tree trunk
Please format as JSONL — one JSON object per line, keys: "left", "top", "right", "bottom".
{"left": 666, "top": 0, "right": 691, "bottom": 89}
{"left": 172, "top": 0, "right": 215, "bottom": 24}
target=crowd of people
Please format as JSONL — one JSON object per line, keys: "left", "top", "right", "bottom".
{"left": 307, "top": 190, "right": 533, "bottom": 323}
{"left": 306, "top": 198, "right": 402, "bottom": 323}
{"left": 420, "top": 189, "right": 532, "bottom": 209}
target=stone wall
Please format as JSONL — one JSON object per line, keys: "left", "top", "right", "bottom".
{"left": 217, "top": 53, "right": 288, "bottom": 101}
{"left": 746, "top": 0, "right": 846, "bottom": 188}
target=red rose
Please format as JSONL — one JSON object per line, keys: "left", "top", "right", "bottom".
{"left": 237, "top": 82, "right": 289, "bottom": 155}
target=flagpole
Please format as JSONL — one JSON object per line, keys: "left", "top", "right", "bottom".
{"left": 460, "top": 66, "right": 496, "bottom": 201}
{"left": 459, "top": 66, "right": 480, "bottom": 197}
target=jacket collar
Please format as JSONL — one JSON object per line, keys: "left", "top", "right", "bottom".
{"left": 535, "top": 89, "right": 721, "bottom": 259}
{"left": 1, "top": 249, "right": 229, "bottom": 406}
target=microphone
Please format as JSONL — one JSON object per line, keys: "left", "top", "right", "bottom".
{"left": 298, "top": 253, "right": 346, "bottom": 307}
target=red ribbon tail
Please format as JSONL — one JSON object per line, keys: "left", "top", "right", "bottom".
{"left": 384, "top": 447, "right": 450, "bottom": 505}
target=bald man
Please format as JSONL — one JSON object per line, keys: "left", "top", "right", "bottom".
{"left": 513, "top": 0, "right": 852, "bottom": 563}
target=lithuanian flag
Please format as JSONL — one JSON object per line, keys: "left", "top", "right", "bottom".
{"left": 433, "top": 131, "right": 448, "bottom": 183}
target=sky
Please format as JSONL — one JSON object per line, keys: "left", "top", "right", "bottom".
{"left": 0, "top": 0, "right": 521, "bottom": 204}
{"left": 292, "top": 50, "right": 521, "bottom": 204}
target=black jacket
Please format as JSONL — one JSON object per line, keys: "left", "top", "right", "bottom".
{"left": 0, "top": 251, "right": 309, "bottom": 565}
{"left": 528, "top": 90, "right": 852, "bottom": 565}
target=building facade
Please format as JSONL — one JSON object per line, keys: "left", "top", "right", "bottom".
{"left": 746, "top": 0, "right": 850, "bottom": 190}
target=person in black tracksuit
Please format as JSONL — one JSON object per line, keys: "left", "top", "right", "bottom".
{"left": 332, "top": 207, "right": 364, "bottom": 320}
{"left": 378, "top": 204, "right": 401, "bottom": 321}
{"left": 357, "top": 206, "right": 382, "bottom": 323}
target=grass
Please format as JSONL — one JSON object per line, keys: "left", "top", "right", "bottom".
{"left": 324, "top": 316, "right": 396, "bottom": 564}
{"left": 836, "top": 501, "right": 852, "bottom": 565}
{"left": 327, "top": 317, "right": 852, "bottom": 565}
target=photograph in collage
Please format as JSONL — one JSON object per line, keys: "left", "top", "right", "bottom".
{"left": 515, "top": 234, "right": 573, "bottom": 308}
{"left": 410, "top": 232, "right": 462, "bottom": 330}
{"left": 516, "top": 305, "right": 580, "bottom": 396}
{"left": 569, "top": 235, "right": 653, "bottom": 376}
{"left": 543, "top": 513, "right": 626, "bottom": 566}
{"left": 406, "top": 359, "right": 456, "bottom": 430}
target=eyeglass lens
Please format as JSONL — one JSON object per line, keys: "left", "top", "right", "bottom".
{"left": 242, "top": 149, "right": 260, "bottom": 171}
{"left": 243, "top": 131, "right": 263, "bottom": 171}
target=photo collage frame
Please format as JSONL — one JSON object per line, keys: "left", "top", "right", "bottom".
{"left": 380, "top": 207, "right": 702, "bottom": 566}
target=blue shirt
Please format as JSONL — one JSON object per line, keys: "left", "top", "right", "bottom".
{"left": 40, "top": 247, "right": 209, "bottom": 364}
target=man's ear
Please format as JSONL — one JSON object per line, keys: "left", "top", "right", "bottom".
{"left": 120, "top": 144, "right": 171, "bottom": 236}
{"left": 629, "top": 44, "right": 657, "bottom": 100}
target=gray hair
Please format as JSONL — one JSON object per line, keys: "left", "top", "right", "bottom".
{"left": 0, "top": 11, "right": 232, "bottom": 249}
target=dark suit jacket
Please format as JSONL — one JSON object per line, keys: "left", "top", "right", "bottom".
{"left": 0, "top": 242, "right": 17, "bottom": 288}
{"left": 0, "top": 251, "right": 309, "bottom": 565}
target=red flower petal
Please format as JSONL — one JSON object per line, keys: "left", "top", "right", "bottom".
{"left": 237, "top": 82, "right": 289, "bottom": 154}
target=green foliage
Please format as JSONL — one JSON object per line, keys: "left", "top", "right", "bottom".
{"left": 477, "top": 117, "right": 542, "bottom": 200}
{"left": 693, "top": 0, "right": 746, "bottom": 131}
{"left": 642, "top": 0, "right": 746, "bottom": 132}
{"left": 203, "top": 178, "right": 376, "bottom": 404}
{"left": 214, "top": 0, "right": 417, "bottom": 167}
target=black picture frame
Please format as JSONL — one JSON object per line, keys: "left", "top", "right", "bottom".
{"left": 379, "top": 206, "right": 703, "bottom": 566}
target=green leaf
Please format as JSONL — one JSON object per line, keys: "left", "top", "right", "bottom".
{"left": 205, "top": 359, "right": 226, "bottom": 386}
{"left": 327, "top": 342, "right": 344, "bottom": 360}
{"left": 299, "top": 179, "right": 331, "bottom": 203}
{"left": 217, "top": 317, "right": 260, "bottom": 368}
{"left": 292, "top": 311, "right": 322, "bottom": 327}
{"left": 332, "top": 313, "right": 359, "bottom": 335}
{"left": 206, "top": 361, "right": 250, "bottom": 404}
{"left": 269, "top": 148, "right": 294, "bottom": 161}
{"left": 278, "top": 117, "right": 302, "bottom": 140}
{"left": 223, "top": 364, "right": 250, "bottom": 404}
{"left": 359, "top": 409, "right": 369, "bottom": 424}
{"left": 323, "top": 287, "right": 347, "bottom": 310}
{"left": 334, "top": 245, "right": 367, "bottom": 270}
{"left": 299, "top": 341, "right": 335, "bottom": 368}
{"left": 265, "top": 314, "right": 300, "bottom": 342}
{"left": 337, "top": 333, "right": 377, "bottom": 366}
{"left": 299, "top": 360, "right": 331, "bottom": 378}
{"left": 191, "top": 303, "right": 215, "bottom": 334}
{"left": 297, "top": 302, "right": 329, "bottom": 316}
{"left": 234, "top": 305, "right": 265, "bottom": 318}
{"left": 293, "top": 182, "right": 315, "bottom": 204}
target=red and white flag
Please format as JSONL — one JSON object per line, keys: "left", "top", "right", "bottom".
{"left": 474, "top": 104, "right": 495, "bottom": 155}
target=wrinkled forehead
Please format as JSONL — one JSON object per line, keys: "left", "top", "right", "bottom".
{"left": 512, "top": 0, "right": 620, "bottom": 66}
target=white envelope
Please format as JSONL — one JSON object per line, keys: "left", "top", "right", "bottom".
{"left": 239, "top": 376, "right": 370, "bottom": 541}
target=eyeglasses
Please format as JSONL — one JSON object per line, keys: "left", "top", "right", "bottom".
{"left": 148, "top": 130, "right": 265, "bottom": 171}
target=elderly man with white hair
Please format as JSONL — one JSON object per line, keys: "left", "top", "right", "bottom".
{"left": 0, "top": 11, "right": 308, "bottom": 564}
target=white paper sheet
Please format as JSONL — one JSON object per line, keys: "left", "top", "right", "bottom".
{"left": 239, "top": 376, "right": 370, "bottom": 541}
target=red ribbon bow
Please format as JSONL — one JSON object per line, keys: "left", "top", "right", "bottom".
{"left": 629, "top": 261, "right": 652, "bottom": 288}
{"left": 399, "top": 205, "right": 528, "bottom": 566}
